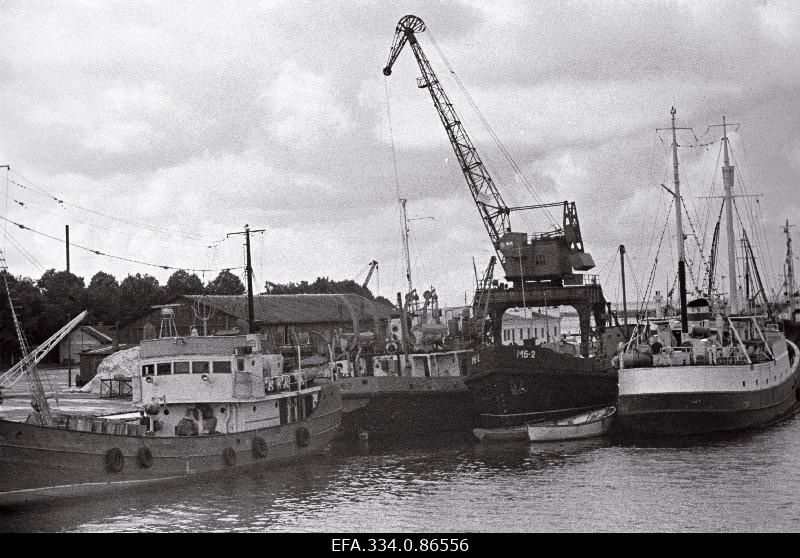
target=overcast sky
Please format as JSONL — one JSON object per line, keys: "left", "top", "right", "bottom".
{"left": 1, "top": 0, "right": 799, "bottom": 309}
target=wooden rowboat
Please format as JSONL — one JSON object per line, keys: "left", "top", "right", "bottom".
{"left": 526, "top": 406, "right": 616, "bottom": 442}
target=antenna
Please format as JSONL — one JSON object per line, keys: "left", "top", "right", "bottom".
{"left": 192, "top": 298, "right": 216, "bottom": 336}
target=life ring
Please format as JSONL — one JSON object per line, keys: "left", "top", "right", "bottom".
{"left": 295, "top": 426, "right": 311, "bottom": 448}
{"left": 136, "top": 446, "right": 153, "bottom": 469}
{"left": 386, "top": 341, "right": 398, "bottom": 354}
{"left": 252, "top": 436, "right": 268, "bottom": 458}
{"left": 105, "top": 447, "right": 125, "bottom": 473}
{"left": 222, "top": 447, "right": 237, "bottom": 466}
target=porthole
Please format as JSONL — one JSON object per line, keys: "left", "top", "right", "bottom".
{"left": 220, "top": 408, "right": 226, "bottom": 414}
{"left": 163, "top": 409, "right": 170, "bottom": 416}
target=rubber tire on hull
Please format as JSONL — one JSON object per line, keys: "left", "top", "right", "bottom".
{"left": 222, "top": 447, "right": 237, "bottom": 466}
{"left": 136, "top": 446, "right": 153, "bottom": 469}
{"left": 296, "top": 427, "right": 311, "bottom": 448}
{"left": 252, "top": 436, "right": 268, "bottom": 458}
{"left": 105, "top": 448, "right": 124, "bottom": 473}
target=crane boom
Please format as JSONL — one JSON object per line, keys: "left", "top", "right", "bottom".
{"left": 383, "top": 15, "right": 510, "bottom": 252}
{"left": 362, "top": 260, "right": 378, "bottom": 289}
{"left": 383, "top": 15, "right": 594, "bottom": 287}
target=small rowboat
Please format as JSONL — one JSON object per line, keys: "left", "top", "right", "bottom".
{"left": 526, "top": 406, "right": 616, "bottom": 442}
{"left": 472, "top": 425, "right": 528, "bottom": 443}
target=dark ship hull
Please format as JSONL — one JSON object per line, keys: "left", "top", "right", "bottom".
{"left": 0, "top": 383, "right": 341, "bottom": 507}
{"left": 463, "top": 344, "right": 618, "bottom": 428}
{"left": 337, "top": 375, "right": 477, "bottom": 441}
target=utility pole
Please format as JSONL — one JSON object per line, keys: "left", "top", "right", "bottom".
{"left": 227, "top": 224, "right": 265, "bottom": 334}
{"left": 66, "top": 224, "right": 71, "bottom": 387}
{"left": 65, "top": 225, "right": 70, "bottom": 273}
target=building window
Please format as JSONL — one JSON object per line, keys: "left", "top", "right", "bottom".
{"left": 173, "top": 361, "right": 190, "bottom": 374}
{"left": 213, "top": 361, "right": 232, "bottom": 374}
{"left": 193, "top": 361, "right": 210, "bottom": 375}
{"left": 156, "top": 362, "right": 172, "bottom": 376}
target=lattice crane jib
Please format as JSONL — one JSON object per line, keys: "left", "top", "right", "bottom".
{"left": 383, "top": 15, "right": 595, "bottom": 287}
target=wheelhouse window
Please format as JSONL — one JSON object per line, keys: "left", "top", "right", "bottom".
{"left": 237, "top": 358, "right": 245, "bottom": 372}
{"left": 173, "top": 361, "right": 190, "bottom": 374}
{"left": 142, "top": 364, "right": 155, "bottom": 376}
{"left": 213, "top": 360, "right": 232, "bottom": 374}
{"left": 156, "top": 362, "right": 172, "bottom": 375}
{"left": 192, "top": 361, "right": 210, "bottom": 375}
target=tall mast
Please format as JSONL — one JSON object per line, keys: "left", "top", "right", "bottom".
{"left": 669, "top": 107, "right": 689, "bottom": 334}
{"left": 399, "top": 198, "right": 413, "bottom": 295}
{"left": 784, "top": 220, "right": 796, "bottom": 318}
{"left": 619, "top": 244, "right": 628, "bottom": 328}
{"left": 721, "top": 117, "right": 738, "bottom": 314}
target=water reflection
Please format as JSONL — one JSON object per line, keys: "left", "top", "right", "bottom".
{"left": 2, "top": 414, "right": 800, "bottom": 532}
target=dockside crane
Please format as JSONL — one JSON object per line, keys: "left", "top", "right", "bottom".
{"left": 362, "top": 260, "right": 379, "bottom": 290}
{"left": 382, "top": 15, "right": 595, "bottom": 288}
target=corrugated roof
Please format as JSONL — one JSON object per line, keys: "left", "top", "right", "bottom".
{"left": 182, "top": 294, "right": 393, "bottom": 325}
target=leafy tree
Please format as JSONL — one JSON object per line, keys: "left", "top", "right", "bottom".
{"left": 206, "top": 270, "right": 245, "bottom": 295}
{"left": 86, "top": 271, "right": 119, "bottom": 325}
{"left": 164, "top": 270, "right": 204, "bottom": 300}
{"left": 37, "top": 269, "right": 87, "bottom": 337}
{"left": 0, "top": 272, "right": 45, "bottom": 364}
{"left": 118, "top": 273, "right": 164, "bottom": 323}
{"left": 264, "top": 277, "right": 378, "bottom": 300}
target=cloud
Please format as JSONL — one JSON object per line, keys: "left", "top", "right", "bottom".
{"left": 260, "top": 61, "right": 352, "bottom": 144}
{"left": 1, "top": 1, "right": 799, "bottom": 307}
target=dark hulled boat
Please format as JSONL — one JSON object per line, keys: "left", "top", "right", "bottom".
{"left": 464, "top": 342, "right": 617, "bottom": 428}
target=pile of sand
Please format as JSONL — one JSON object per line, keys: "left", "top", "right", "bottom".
{"left": 70, "top": 346, "right": 141, "bottom": 394}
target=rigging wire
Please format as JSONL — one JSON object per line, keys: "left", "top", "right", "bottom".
{"left": 0, "top": 215, "right": 243, "bottom": 274}
{"left": 426, "top": 30, "right": 560, "bottom": 232}
{"left": 8, "top": 196, "right": 225, "bottom": 250}
{"left": 8, "top": 171, "right": 217, "bottom": 243}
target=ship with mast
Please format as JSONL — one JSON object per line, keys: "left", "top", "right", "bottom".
{"left": 616, "top": 108, "right": 800, "bottom": 435}
{"left": 381, "top": 15, "right": 619, "bottom": 432}
{"left": 0, "top": 227, "right": 341, "bottom": 506}
{"left": 332, "top": 198, "right": 479, "bottom": 442}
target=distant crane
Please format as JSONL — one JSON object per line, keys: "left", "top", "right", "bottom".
{"left": 382, "top": 15, "right": 595, "bottom": 287}
{"left": 361, "top": 260, "right": 379, "bottom": 290}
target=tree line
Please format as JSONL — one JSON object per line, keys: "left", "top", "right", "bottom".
{"left": 1, "top": 269, "right": 391, "bottom": 357}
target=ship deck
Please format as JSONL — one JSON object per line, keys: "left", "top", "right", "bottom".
{"left": 0, "top": 367, "right": 138, "bottom": 423}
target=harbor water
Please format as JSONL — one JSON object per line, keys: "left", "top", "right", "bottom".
{"left": 2, "top": 413, "right": 800, "bottom": 532}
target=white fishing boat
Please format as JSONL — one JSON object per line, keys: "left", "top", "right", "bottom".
{"left": 616, "top": 110, "right": 800, "bottom": 435}
{"left": 526, "top": 406, "right": 616, "bottom": 442}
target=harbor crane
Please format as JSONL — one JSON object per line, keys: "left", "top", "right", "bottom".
{"left": 362, "top": 260, "right": 379, "bottom": 290}
{"left": 383, "top": 15, "right": 595, "bottom": 287}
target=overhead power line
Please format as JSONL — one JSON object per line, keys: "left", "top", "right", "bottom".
{"left": 0, "top": 215, "right": 243, "bottom": 274}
